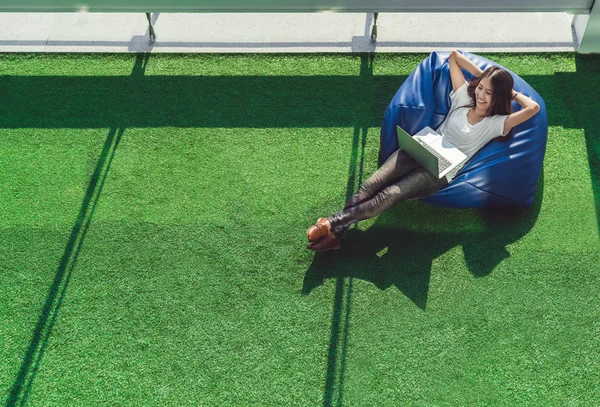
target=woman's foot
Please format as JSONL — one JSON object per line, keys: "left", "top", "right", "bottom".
{"left": 306, "top": 218, "right": 331, "bottom": 242}
{"left": 307, "top": 232, "right": 341, "bottom": 251}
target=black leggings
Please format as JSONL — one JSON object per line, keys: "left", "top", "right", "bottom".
{"left": 328, "top": 150, "right": 448, "bottom": 235}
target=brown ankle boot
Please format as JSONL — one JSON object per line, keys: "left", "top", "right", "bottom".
{"left": 307, "top": 232, "right": 341, "bottom": 251}
{"left": 306, "top": 218, "right": 331, "bottom": 242}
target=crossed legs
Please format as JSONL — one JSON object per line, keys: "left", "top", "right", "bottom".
{"left": 307, "top": 149, "right": 448, "bottom": 250}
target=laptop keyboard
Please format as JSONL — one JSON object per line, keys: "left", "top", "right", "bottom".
{"left": 415, "top": 139, "right": 452, "bottom": 174}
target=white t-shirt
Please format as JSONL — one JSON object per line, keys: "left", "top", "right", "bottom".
{"left": 436, "top": 82, "right": 509, "bottom": 180}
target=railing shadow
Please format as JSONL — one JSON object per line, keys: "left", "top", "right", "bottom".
{"left": 321, "top": 54, "right": 373, "bottom": 407}
{"left": 5, "top": 127, "right": 124, "bottom": 407}
{"left": 4, "top": 52, "right": 598, "bottom": 407}
{"left": 553, "top": 56, "right": 600, "bottom": 248}
{"left": 0, "top": 73, "right": 402, "bottom": 129}
{"left": 522, "top": 56, "right": 600, "bottom": 263}
{"left": 303, "top": 53, "right": 600, "bottom": 405}
{"left": 5, "top": 54, "right": 152, "bottom": 407}
{"left": 3, "top": 53, "right": 397, "bottom": 407}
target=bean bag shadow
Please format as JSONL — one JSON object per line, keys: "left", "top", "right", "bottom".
{"left": 379, "top": 51, "right": 547, "bottom": 208}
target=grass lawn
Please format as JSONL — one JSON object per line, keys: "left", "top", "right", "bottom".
{"left": 1, "top": 52, "right": 599, "bottom": 406}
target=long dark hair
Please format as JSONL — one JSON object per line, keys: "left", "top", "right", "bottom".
{"left": 465, "top": 66, "right": 514, "bottom": 140}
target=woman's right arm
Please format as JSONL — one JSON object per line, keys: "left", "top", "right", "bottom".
{"left": 449, "top": 50, "right": 484, "bottom": 92}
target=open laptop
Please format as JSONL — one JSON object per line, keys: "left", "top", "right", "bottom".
{"left": 396, "top": 125, "right": 467, "bottom": 179}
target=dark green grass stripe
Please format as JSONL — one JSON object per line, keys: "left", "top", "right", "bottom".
{"left": 0, "top": 76, "right": 401, "bottom": 129}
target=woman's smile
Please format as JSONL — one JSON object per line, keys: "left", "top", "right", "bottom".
{"left": 475, "top": 76, "right": 493, "bottom": 110}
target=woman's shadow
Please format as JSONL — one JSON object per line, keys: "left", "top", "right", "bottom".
{"left": 302, "top": 175, "right": 543, "bottom": 310}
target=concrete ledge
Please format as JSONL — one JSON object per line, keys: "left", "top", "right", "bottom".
{"left": 0, "top": 12, "right": 577, "bottom": 53}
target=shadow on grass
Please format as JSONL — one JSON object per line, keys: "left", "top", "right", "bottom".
{"left": 303, "top": 53, "right": 600, "bottom": 407}
{"left": 320, "top": 54, "right": 373, "bottom": 407}
{"left": 304, "top": 54, "right": 600, "bottom": 312}
{"left": 5, "top": 127, "right": 124, "bottom": 407}
{"left": 0, "top": 72, "right": 402, "bottom": 130}
{"left": 4, "top": 54, "right": 152, "bottom": 407}
{"left": 305, "top": 168, "right": 544, "bottom": 407}
{"left": 555, "top": 56, "right": 600, "bottom": 244}
{"left": 514, "top": 55, "right": 600, "bottom": 248}
{"left": 4, "top": 52, "right": 599, "bottom": 407}
{"left": 303, "top": 172, "right": 544, "bottom": 309}
{"left": 2, "top": 52, "right": 396, "bottom": 407}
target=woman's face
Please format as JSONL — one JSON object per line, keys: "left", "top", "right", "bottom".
{"left": 475, "top": 76, "right": 494, "bottom": 113}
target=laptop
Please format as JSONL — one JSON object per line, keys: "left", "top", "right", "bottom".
{"left": 396, "top": 125, "right": 467, "bottom": 179}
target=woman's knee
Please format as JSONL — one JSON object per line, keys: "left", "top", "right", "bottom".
{"left": 396, "top": 169, "right": 446, "bottom": 199}
{"left": 362, "top": 186, "right": 403, "bottom": 217}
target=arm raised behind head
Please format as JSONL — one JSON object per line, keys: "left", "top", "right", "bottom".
{"left": 503, "top": 91, "right": 541, "bottom": 133}
{"left": 449, "top": 50, "right": 484, "bottom": 92}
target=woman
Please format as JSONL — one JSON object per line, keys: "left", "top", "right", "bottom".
{"left": 306, "top": 50, "right": 541, "bottom": 251}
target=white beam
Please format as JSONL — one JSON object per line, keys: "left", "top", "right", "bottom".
{"left": 576, "top": 0, "right": 600, "bottom": 53}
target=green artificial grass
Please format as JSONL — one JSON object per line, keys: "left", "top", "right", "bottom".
{"left": 1, "top": 52, "right": 599, "bottom": 406}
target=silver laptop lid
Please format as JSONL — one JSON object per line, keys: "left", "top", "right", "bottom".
{"left": 396, "top": 126, "right": 439, "bottom": 176}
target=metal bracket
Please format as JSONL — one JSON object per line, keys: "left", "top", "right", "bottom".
{"left": 371, "top": 12, "right": 379, "bottom": 42}
{"left": 146, "top": 12, "right": 156, "bottom": 43}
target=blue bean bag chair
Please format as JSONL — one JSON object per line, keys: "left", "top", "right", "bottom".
{"left": 379, "top": 51, "right": 547, "bottom": 208}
